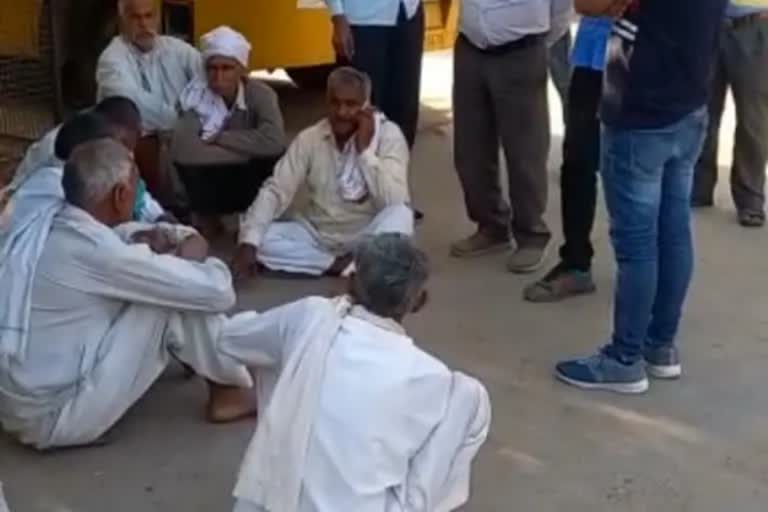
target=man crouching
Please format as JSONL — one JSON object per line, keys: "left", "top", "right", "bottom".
{"left": 232, "top": 233, "right": 491, "bottom": 512}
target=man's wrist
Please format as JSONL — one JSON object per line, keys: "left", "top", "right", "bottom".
{"left": 331, "top": 14, "right": 348, "bottom": 25}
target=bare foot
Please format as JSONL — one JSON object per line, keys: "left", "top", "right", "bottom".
{"left": 206, "top": 383, "right": 258, "bottom": 423}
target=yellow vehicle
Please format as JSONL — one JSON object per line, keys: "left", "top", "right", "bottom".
{"left": 165, "top": 0, "right": 459, "bottom": 86}
{"left": 0, "top": 0, "right": 459, "bottom": 138}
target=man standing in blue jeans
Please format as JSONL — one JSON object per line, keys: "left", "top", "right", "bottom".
{"left": 556, "top": 0, "right": 728, "bottom": 394}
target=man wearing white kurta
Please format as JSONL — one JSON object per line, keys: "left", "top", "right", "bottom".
{"left": 96, "top": 0, "right": 201, "bottom": 207}
{"left": 96, "top": 0, "right": 201, "bottom": 134}
{"left": 231, "top": 233, "right": 491, "bottom": 512}
{"left": 232, "top": 67, "right": 413, "bottom": 279}
{"left": 0, "top": 140, "right": 266, "bottom": 450}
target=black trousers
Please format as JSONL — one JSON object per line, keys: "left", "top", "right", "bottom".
{"left": 558, "top": 67, "right": 603, "bottom": 272}
{"left": 350, "top": 4, "right": 424, "bottom": 148}
{"left": 176, "top": 156, "right": 280, "bottom": 215}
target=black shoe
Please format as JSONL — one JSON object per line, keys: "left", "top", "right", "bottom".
{"left": 691, "top": 197, "right": 713, "bottom": 208}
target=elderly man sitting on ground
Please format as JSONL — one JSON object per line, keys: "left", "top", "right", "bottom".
{"left": 0, "top": 139, "right": 306, "bottom": 450}
{"left": 96, "top": 0, "right": 201, "bottom": 206}
{"left": 232, "top": 66, "right": 413, "bottom": 279}
{"left": 231, "top": 233, "right": 491, "bottom": 512}
{"left": 171, "top": 26, "right": 285, "bottom": 234}
{"left": 2, "top": 97, "right": 168, "bottom": 225}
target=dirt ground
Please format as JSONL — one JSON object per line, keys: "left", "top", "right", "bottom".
{"left": 2, "top": 53, "right": 768, "bottom": 511}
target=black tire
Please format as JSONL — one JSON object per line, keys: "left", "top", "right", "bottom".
{"left": 286, "top": 64, "right": 337, "bottom": 90}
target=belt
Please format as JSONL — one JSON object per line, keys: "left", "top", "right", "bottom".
{"left": 460, "top": 33, "right": 544, "bottom": 55}
{"left": 725, "top": 11, "right": 768, "bottom": 30}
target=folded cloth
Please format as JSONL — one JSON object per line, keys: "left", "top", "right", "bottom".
{"left": 179, "top": 78, "right": 231, "bottom": 141}
{"left": 337, "top": 112, "right": 384, "bottom": 202}
{"left": 233, "top": 296, "right": 353, "bottom": 512}
{"left": 0, "top": 167, "right": 63, "bottom": 362}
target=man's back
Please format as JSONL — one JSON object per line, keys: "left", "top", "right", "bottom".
{"left": 302, "top": 309, "right": 452, "bottom": 510}
{"left": 6, "top": 206, "right": 233, "bottom": 402}
{"left": 601, "top": 0, "right": 728, "bottom": 128}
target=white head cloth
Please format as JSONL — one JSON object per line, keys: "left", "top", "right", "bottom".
{"left": 179, "top": 26, "right": 251, "bottom": 140}
{"left": 201, "top": 25, "right": 251, "bottom": 67}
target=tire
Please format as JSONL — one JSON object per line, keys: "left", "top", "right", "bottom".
{"left": 286, "top": 64, "right": 337, "bottom": 90}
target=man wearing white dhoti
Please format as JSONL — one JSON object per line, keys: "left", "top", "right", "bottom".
{"left": 230, "top": 233, "right": 492, "bottom": 512}
{"left": 231, "top": 67, "right": 414, "bottom": 279}
{"left": 0, "top": 139, "right": 261, "bottom": 450}
{"left": 96, "top": 0, "right": 202, "bottom": 207}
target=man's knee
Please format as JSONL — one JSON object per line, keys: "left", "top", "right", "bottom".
{"left": 374, "top": 204, "right": 414, "bottom": 236}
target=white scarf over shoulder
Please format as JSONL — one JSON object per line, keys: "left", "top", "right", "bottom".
{"left": 233, "top": 296, "right": 353, "bottom": 512}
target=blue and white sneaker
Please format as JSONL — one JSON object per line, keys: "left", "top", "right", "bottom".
{"left": 555, "top": 350, "right": 649, "bottom": 394}
{"left": 644, "top": 346, "right": 682, "bottom": 380}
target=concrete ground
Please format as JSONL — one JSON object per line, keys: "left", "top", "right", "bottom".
{"left": 3, "top": 52, "right": 768, "bottom": 511}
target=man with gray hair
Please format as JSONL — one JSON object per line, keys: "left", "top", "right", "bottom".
{"left": 96, "top": 0, "right": 202, "bottom": 205}
{"left": 0, "top": 139, "right": 301, "bottom": 449}
{"left": 232, "top": 66, "right": 413, "bottom": 279}
{"left": 232, "top": 233, "right": 491, "bottom": 512}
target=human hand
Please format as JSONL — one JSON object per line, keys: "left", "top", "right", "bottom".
{"left": 175, "top": 234, "right": 210, "bottom": 262}
{"left": 231, "top": 243, "right": 260, "bottom": 281}
{"left": 131, "top": 228, "right": 176, "bottom": 254}
{"left": 605, "top": 0, "right": 634, "bottom": 17}
{"left": 156, "top": 212, "right": 179, "bottom": 224}
{"left": 331, "top": 15, "right": 355, "bottom": 61}
{"left": 355, "top": 107, "right": 375, "bottom": 153}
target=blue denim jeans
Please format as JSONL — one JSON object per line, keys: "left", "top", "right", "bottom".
{"left": 601, "top": 108, "right": 708, "bottom": 363}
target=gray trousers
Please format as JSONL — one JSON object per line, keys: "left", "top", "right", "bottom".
{"left": 548, "top": 30, "right": 573, "bottom": 121}
{"left": 693, "top": 17, "right": 768, "bottom": 214}
{"left": 453, "top": 35, "right": 550, "bottom": 237}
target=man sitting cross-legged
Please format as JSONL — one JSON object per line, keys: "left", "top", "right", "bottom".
{"left": 171, "top": 26, "right": 286, "bottom": 231}
{"left": 232, "top": 233, "right": 491, "bottom": 512}
{"left": 0, "top": 139, "right": 294, "bottom": 450}
{"left": 231, "top": 67, "right": 414, "bottom": 279}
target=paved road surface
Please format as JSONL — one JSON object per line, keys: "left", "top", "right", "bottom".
{"left": 2, "top": 52, "right": 768, "bottom": 511}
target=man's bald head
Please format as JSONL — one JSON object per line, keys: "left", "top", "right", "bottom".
{"left": 118, "top": 0, "right": 159, "bottom": 52}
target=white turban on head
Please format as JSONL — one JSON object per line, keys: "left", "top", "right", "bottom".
{"left": 201, "top": 26, "right": 251, "bottom": 67}
{"left": 179, "top": 26, "right": 251, "bottom": 140}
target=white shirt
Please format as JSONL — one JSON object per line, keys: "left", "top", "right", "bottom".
{"left": 460, "top": 0, "right": 574, "bottom": 49}
{"left": 232, "top": 299, "right": 492, "bottom": 512}
{"left": 3, "top": 126, "right": 164, "bottom": 223}
{"left": 8, "top": 128, "right": 59, "bottom": 192}
{"left": 0, "top": 206, "right": 234, "bottom": 429}
{"left": 97, "top": 35, "right": 202, "bottom": 133}
{"left": 324, "top": 0, "right": 421, "bottom": 26}
{"left": 239, "top": 118, "right": 410, "bottom": 253}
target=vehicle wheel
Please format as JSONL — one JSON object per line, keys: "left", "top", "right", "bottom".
{"left": 286, "top": 64, "right": 337, "bottom": 90}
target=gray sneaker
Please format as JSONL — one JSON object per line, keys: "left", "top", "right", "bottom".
{"left": 450, "top": 229, "right": 509, "bottom": 258}
{"left": 556, "top": 350, "right": 649, "bottom": 394}
{"left": 644, "top": 346, "right": 682, "bottom": 379}
{"left": 507, "top": 235, "right": 550, "bottom": 274}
